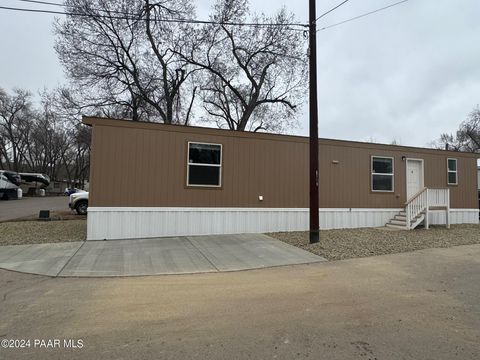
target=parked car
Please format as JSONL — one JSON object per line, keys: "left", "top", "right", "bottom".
{"left": 64, "top": 187, "right": 85, "bottom": 196}
{"left": 69, "top": 192, "right": 89, "bottom": 215}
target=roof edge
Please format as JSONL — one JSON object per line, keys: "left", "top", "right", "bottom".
{"left": 82, "top": 116, "right": 480, "bottom": 157}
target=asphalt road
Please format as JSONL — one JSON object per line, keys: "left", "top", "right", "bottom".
{"left": 0, "top": 244, "right": 479, "bottom": 360}
{"left": 0, "top": 197, "right": 68, "bottom": 222}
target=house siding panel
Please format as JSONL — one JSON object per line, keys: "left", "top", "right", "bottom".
{"left": 86, "top": 117, "right": 478, "bottom": 210}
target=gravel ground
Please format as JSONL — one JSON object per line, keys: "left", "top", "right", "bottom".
{"left": 0, "top": 219, "right": 87, "bottom": 246}
{"left": 1, "top": 220, "right": 479, "bottom": 258}
{"left": 269, "top": 224, "right": 480, "bottom": 261}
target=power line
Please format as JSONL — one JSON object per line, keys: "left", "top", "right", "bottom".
{"left": 318, "top": 0, "right": 409, "bottom": 31}
{"left": 0, "top": 0, "right": 411, "bottom": 32}
{"left": 315, "top": 0, "right": 351, "bottom": 22}
{"left": 13, "top": 0, "right": 160, "bottom": 17}
{"left": 15, "top": 0, "right": 353, "bottom": 31}
{"left": 14, "top": 0, "right": 63, "bottom": 7}
{"left": 0, "top": 4, "right": 308, "bottom": 28}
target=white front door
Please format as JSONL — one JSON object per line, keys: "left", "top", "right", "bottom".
{"left": 406, "top": 159, "right": 424, "bottom": 199}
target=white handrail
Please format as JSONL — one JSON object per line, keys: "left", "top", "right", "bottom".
{"left": 405, "top": 188, "right": 450, "bottom": 230}
{"left": 405, "top": 188, "right": 428, "bottom": 230}
{"left": 428, "top": 188, "right": 450, "bottom": 207}
{"left": 405, "top": 187, "right": 427, "bottom": 205}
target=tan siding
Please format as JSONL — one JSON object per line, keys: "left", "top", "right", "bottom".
{"left": 87, "top": 118, "right": 478, "bottom": 209}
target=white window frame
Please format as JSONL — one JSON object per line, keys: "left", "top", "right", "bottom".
{"left": 186, "top": 141, "right": 222, "bottom": 188}
{"left": 447, "top": 158, "right": 458, "bottom": 185}
{"left": 371, "top": 156, "right": 394, "bottom": 192}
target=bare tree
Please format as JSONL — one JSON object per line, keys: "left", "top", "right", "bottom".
{"left": 22, "top": 91, "right": 72, "bottom": 179}
{"left": 143, "top": 0, "right": 199, "bottom": 125}
{"left": 55, "top": 0, "right": 306, "bottom": 131}
{"left": 177, "top": 0, "right": 307, "bottom": 132}
{"left": 39, "top": 88, "right": 91, "bottom": 186}
{"left": 54, "top": 0, "right": 198, "bottom": 124}
{"left": 0, "top": 86, "right": 91, "bottom": 188}
{"left": 59, "top": 122, "right": 91, "bottom": 187}
{"left": 0, "top": 88, "right": 34, "bottom": 172}
{"left": 433, "top": 106, "right": 480, "bottom": 153}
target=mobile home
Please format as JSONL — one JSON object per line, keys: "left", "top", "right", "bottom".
{"left": 83, "top": 117, "right": 479, "bottom": 240}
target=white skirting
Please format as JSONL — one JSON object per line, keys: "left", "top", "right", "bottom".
{"left": 86, "top": 207, "right": 478, "bottom": 240}
{"left": 429, "top": 209, "right": 479, "bottom": 225}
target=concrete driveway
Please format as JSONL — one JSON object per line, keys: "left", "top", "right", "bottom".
{"left": 0, "top": 234, "right": 324, "bottom": 276}
{"left": 0, "top": 244, "right": 479, "bottom": 360}
{"left": 0, "top": 197, "right": 68, "bottom": 222}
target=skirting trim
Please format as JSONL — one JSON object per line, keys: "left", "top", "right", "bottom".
{"left": 86, "top": 207, "right": 479, "bottom": 240}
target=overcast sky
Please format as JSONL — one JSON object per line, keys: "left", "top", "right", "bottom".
{"left": 1, "top": 0, "right": 479, "bottom": 148}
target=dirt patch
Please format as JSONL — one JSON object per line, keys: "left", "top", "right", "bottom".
{"left": 0, "top": 219, "right": 87, "bottom": 246}
{"left": 268, "top": 224, "right": 480, "bottom": 261}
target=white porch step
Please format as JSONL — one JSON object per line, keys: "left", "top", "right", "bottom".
{"left": 386, "top": 223, "right": 408, "bottom": 230}
{"left": 385, "top": 211, "right": 426, "bottom": 230}
{"left": 387, "top": 188, "right": 450, "bottom": 230}
{"left": 389, "top": 219, "right": 407, "bottom": 226}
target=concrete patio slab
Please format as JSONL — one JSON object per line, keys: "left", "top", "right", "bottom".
{"left": 188, "top": 233, "right": 324, "bottom": 271}
{"left": 0, "top": 244, "right": 33, "bottom": 262}
{"left": 0, "top": 242, "right": 83, "bottom": 276}
{"left": 60, "top": 237, "right": 218, "bottom": 276}
{"left": 0, "top": 234, "right": 325, "bottom": 277}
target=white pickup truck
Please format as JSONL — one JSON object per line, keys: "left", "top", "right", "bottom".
{"left": 69, "top": 191, "right": 89, "bottom": 215}
{"left": 0, "top": 170, "right": 21, "bottom": 200}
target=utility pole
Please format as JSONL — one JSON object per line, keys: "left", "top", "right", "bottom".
{"left": 308, "top": 0, "right": 319, "bottom": 244}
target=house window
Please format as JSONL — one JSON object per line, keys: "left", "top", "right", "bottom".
{"left": 372, "top": 156, "right": 394, "bottom": 192}
{"left": 187, "top": 142, "right": 222, "bottom": 187}
{"left": 447, "top": 158, "right": 458, "bottom": 185}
